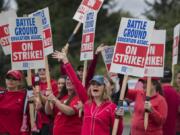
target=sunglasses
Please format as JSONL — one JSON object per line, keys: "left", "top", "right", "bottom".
{"left": 90, "top": 81, "right": 102, "bottom": 86}
{"left": 38, "top": 68, "right": 45, "bottom": 72}
{"left": 6, "top": 76, "right": 18, "bottom": 81}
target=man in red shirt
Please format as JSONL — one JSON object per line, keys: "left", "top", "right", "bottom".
{"left": 161, "top": 67, "right": 179, "bottom": 135}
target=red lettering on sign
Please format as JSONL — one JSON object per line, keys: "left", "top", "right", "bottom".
{"left": 146, "top": 44, "right": 164, "bottom": 67}
{"left": 82, "top": 0, "right": 102, "bottom": 10}
{"left": 43, "top": 28, "right": 52, "bottom": 48}
{"left": 0, "top": 24, "right": 10, "bottom": 47}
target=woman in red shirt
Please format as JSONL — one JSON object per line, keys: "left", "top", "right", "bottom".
{"left": 126, "top": 77, "right": 167, "bottom": 135}
{"left": 0, "top": 70, "right": 29, "bottom": 135}
{"left": 52, "top": 51, "right": 123, "bottom": 135}
{"left": 45, "top": 76, "right": 82, "bottom": 135}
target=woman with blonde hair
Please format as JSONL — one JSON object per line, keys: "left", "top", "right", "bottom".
{"left": 52, "top": 51, "right": 123, "bottom": 135}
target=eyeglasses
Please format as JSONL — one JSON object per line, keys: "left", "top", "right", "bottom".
{"left": 6, "top": 76, "right": 18, "bottom": 81}
{"left": 38, "top": 68, "right": 45, "bottom": 72}
{"left": 90, "top": 81, "right": 102, "bottom": 86}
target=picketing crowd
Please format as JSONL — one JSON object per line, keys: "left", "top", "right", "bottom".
{"left": 0, "top": 44, "right": 179, "bottom": 135}
{"left": 0, "top": 0, "right": 179, "bottom": 134}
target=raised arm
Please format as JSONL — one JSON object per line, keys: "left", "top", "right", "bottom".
{"left": 52, "top": 50, "right": 88, "bottom": 103}
{"left": 85, "top": 44, "right": 106, "bottom": 88}
{"left": 85, "top": 53, "right": 99, "bottom": 88}
{"left": 59, "top": 61, "right": 67, "bottom": 76}
{"left": 126, "top": 89, "right": 140, "bottom": 101}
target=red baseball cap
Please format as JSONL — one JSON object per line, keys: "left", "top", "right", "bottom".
{"left": 139, "top": 77, "right": 160, "bottom": 81}
{"left": 6, "top": 70, "right": 23, "bottom": 80}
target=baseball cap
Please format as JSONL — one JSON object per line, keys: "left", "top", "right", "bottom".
{"left": 90, "top": 75, "right": 105, "bottom": 85}
{"left": 6, "top": 70, "right": 23, "bottom": 80}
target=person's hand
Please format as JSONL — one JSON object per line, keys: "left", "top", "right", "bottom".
{"left": 74, "top": 101, "right": 84, "bottom": 118}
{"left": 45, "top": 89, "right": 52, "bottom": 97}
{"left": 144, "top": 101, "right": 152, "bottom": 112}
{"left": 47, "top": 93, "right": 57, "bottom": 104}
{"left": 74, "top": 101, "right": 84, "bottom": 110}
{"left": 115, "top": 106, "right": 124, "bottom": 117}
{"left": 52, "top": 50, "right": 69, "bottom": 64}
{"left": 95, "top": 44, "right": 106, "bottom": 54}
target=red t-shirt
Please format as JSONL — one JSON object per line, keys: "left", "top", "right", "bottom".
{"left": 176, "top": 91, "right": 180, "bottom": 132}
{"left": 162, "top": 84, "right": 179, "bottom": 135}
{"left": 53, "top": 95, "right": 82, "bottom": 135}
{"left": 36, "top": 79, "right": 58, "bottom": 129}
{"left": 0, "top": 89, "right": 26, "bottom": 135}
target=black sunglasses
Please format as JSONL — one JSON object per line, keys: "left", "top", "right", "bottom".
{"left": 6, "top": 76, "right": 18, "bottom": 81}
{"left": 38, "top": 68, "right": 45, "bottom": 71}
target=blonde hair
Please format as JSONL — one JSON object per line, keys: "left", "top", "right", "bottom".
{"left": 87, "top": 85, "right": 111, "bottom": 102}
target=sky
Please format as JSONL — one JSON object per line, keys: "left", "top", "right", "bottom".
{"left": 115, "top": 0, "right": 155, "bottom": 18}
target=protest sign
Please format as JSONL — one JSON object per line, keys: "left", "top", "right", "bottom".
{"left": 145, "top": 30, "right": 166, "bottom": 77}
{"left": 172, "top": 24, "right": 180, "bottom": 65}
{"left": 29, "top": 7, "right": 53, "bottom": 55}
{"left": 101, "top": 46, "right": 114, "bottom": 71}
{"left": 80, "top": 10, "right": 97, "bottom": 61}
{"left": 0, "top": 10, "right": 17, "bottom": 55}
{"left": 110, "top": 17, "right": 155, "bottom": 77}
{"left": 73, "top": 0, "right": 104, "bottom": 23}
{"left": 101, "top": 46, "right": 118, "bottom": 79}
{"left": 9, "top": 17, "right": 45, "bottom": 70}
